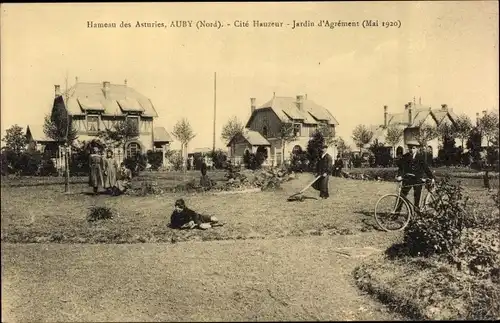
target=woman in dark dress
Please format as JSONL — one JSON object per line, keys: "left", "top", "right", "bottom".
{"left": 88, "top": 146, "right": 104, "bottom": 194}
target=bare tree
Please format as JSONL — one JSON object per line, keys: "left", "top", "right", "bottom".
{"left": 276, "top": 122, "right": 298, "bottom": 163}
{"left": 414, "top": 124, "right": 439, "bottom": 161}
{"left": 98, "top": 119, "right": 139, "bottom": 154}
{"left": 317, "top": 123, "right": 336, "bottom": 146}
{"left": 352, "top": 124, "right": 374, "bottom": 151}
{"left": 333, "top": 136, "right": 351, "bottom": 157}
{"left": 221, "top": 116, "right": 244, "bottom": 144}
{"left": 385, "top": 125, "right": 404, "bottom": 157}
{"left": 415, "top": 124, "right": 439, "bottom": 147}
{"left": 454, "top": 114, "right": 473, "bottom": 148}
{"left": 172, "top": 118, "right": 196, "bottom": 172}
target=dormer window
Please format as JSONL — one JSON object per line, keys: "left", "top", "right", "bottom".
{"left": 293, "top": 123, "right": 301, "bottom": 136}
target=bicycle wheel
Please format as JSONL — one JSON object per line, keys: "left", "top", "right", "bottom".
{"left": 374, "top": 194, "right": 412, "bottom": 232}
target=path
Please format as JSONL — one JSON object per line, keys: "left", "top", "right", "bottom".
{"left": 2, "top": 233, "right": 405, "bottom": 322}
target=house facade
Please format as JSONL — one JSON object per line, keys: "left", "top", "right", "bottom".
{"left": 227, "top": 94, "right": 339, "bottom": 166}
{"left": 368, "top": 100, "right": 460, "bottom": 158}
{"left": 27, "top": 79, "right": 172, "bottom": 166}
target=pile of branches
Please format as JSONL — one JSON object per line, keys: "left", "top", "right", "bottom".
{"left": 221, "top": 164, "right": 296, "bottom": 191}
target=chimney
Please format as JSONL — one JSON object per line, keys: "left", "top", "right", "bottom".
{"left": 54, "top": 85, "right": 61, "bottom": 97}
{"left": 383, "top": 105, "right": 388, "bottom": 127}
{"left": 124, "top": 79, "right": 128, "bottom": 86}
{"left": 419, "top": 97, "right": 422, "bottom": 105}
{"left": 441, "top": 104, "right": 448, "bottom": 111}
{"left": 75, "top": 76, "right": 79, "bottom": 84}
{"left": 408, "top": 103, "right": 413, "bottom": 124}
{"left": 476, "top": 112, "right": 480, "bottom": 126}
{"left": 102, "top": 81, "right": 110, "bottom": 99}
{"left": 273, "top": 92, "right": 276, "bottom": 98}
{"left": 250, "top": 97, "right": 256, "bottom": 114}
{"left": 296, "top": 94, "right": 304, "bottom": 111}
{"left": 305, "top": 93, "right": 308, "bottom": 100}
{"left": 482, "top": 110, "right": 487, "bottom": 116}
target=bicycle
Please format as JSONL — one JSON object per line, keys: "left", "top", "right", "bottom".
{"left": 374, "top": 174, "right": 437, "bottom": 232}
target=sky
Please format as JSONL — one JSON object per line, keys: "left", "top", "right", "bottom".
{"left": 1, "top": 2, "right": 498, "bottom": 151}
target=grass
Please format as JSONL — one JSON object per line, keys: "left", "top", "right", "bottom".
{"left": 354, "top": 256, "right": 500, "bottom": 320}
{"left": 2, "top": 171, "right": 494, "bottom": 321}
{"left": 353, "top": 186, "right": 500, "bottom": 321}
{"left": 1, "top": 175, "right": 398, "bottom": 244}
{"left": 2, "top": 173, "right": 492, "bottom": 244}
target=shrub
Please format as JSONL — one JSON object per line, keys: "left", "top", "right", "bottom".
{"left": 169, "top": 151, "right": 184, "bottom": 171}
{"left": 124, "top": 153, "right": 148, "bottom": 176}
{"left": 38, "top": 158, "right": 58, "bottom": 176}
{"left": 289, "top": 151, "right": 309, "bottom": 172}
{"left": 146, "top": 150, "right": 163, "bottom": 171}
{"left": 138, "top": 181, "right": 164, "bottom": 196}
{"left": 87, "top": 206, "right": 114, "bottom": 222}
{"left": 402, "top": 176, "right": 471, "bottom": 259}
{"left": 209, "top": 149, "right": 227, "bottom": 169}
{"left": 243, "top": 151, "right": 265, "bottom": 170}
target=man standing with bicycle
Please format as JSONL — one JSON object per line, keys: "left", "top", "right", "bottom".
{"left": 395, "top": 140, "right": 435, "bottom": 212}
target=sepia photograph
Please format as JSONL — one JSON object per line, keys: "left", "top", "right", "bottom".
{"left": 1, "top": 1, "right": 499, "bottom": 321}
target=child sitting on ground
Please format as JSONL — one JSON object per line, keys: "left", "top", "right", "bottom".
{"left": 169, "top": 198, "right": 221, "bottom": 230}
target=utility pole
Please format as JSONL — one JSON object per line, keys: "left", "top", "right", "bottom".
{"left": 63, "top": 72, "right": 70, "bottom": 193}
{"left": 213, "top": 72, "right": 217, "bottom": 152}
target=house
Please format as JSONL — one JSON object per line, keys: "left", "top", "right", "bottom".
{"left": 26, "top": 79, "right": 172, "bottom": 166}
{"left": 227, "top": 94, "right": 339, "bottom": 166}
{"left": 367, "top": 100, "right": 460, "bottom": 158}
{"left": 475, "top": 110, "right": 498, "bottom": 148}
{"left": 26, "top": 125, "right": 56, "bottom": 153}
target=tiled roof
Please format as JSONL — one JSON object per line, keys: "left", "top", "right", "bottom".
{"left": 153, "top": 126, "right": 172, "bottom": 142}
{"left": 61, "top": 82, "right": 158, "bottom": 117}
{"left": 386, "top": 105, "right": 457, "bottom": 128}
{"left": 247, "top": 96, "right": 339, "bottom": 126}
{"left": 227, "top": 129, "right": 270, "bottom": 147}
{"left": 26, "top": 125, "right": 54, "bottom": 142}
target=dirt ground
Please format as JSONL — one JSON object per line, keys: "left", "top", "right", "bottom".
{"left": 2, "top": 234, "right": 405, "bottom": 322}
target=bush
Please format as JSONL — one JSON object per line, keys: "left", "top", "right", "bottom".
{"left": 289, "top": 151, "right": 309, "bottom": 172}
{"left": 124, "top": 153, "right": 148, "bottom": 176}
{"left": 38, "top": 158, "right": 58, "bottom": 176}
{"left": 146, "top": 150, "right": 163, "bottom": 171}
{"left": 169, "top": 151, "right": 184, "bottom": 171}
{"left": 209, "top": 149, "right": 227, "bottom": 169}
{"left": 87, "top": 206, "right": 114, "bottom": 222}
{"left": 402, "top": 177, "right": 471, "bottom": 259}
{"left": 243, "top": 150, "right": 265, "bottom": 170}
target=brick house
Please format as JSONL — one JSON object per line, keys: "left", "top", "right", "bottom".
{"left": 227, "top": 94, "right": 339, "bottom": 166}
{"left": 26, "top": 79, "right": 172, "bottom": 166}
{"left": 367, "top": 100, "right": 459, "bottom": 158}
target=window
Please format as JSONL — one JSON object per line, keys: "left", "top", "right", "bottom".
{"left": 87, "top": 115, "right": 100, "bottom": 133}
{"left": 293, "top": 123, "right": 301, "bottom": 136}
{"left": 126, "top": 116, "right": 140, "bottom": 135}
{"left": 127, "top": 142, "right": 140, "bottom": 158}
{"left": 262, "top": 126, "right": 268, "bottom": 138}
